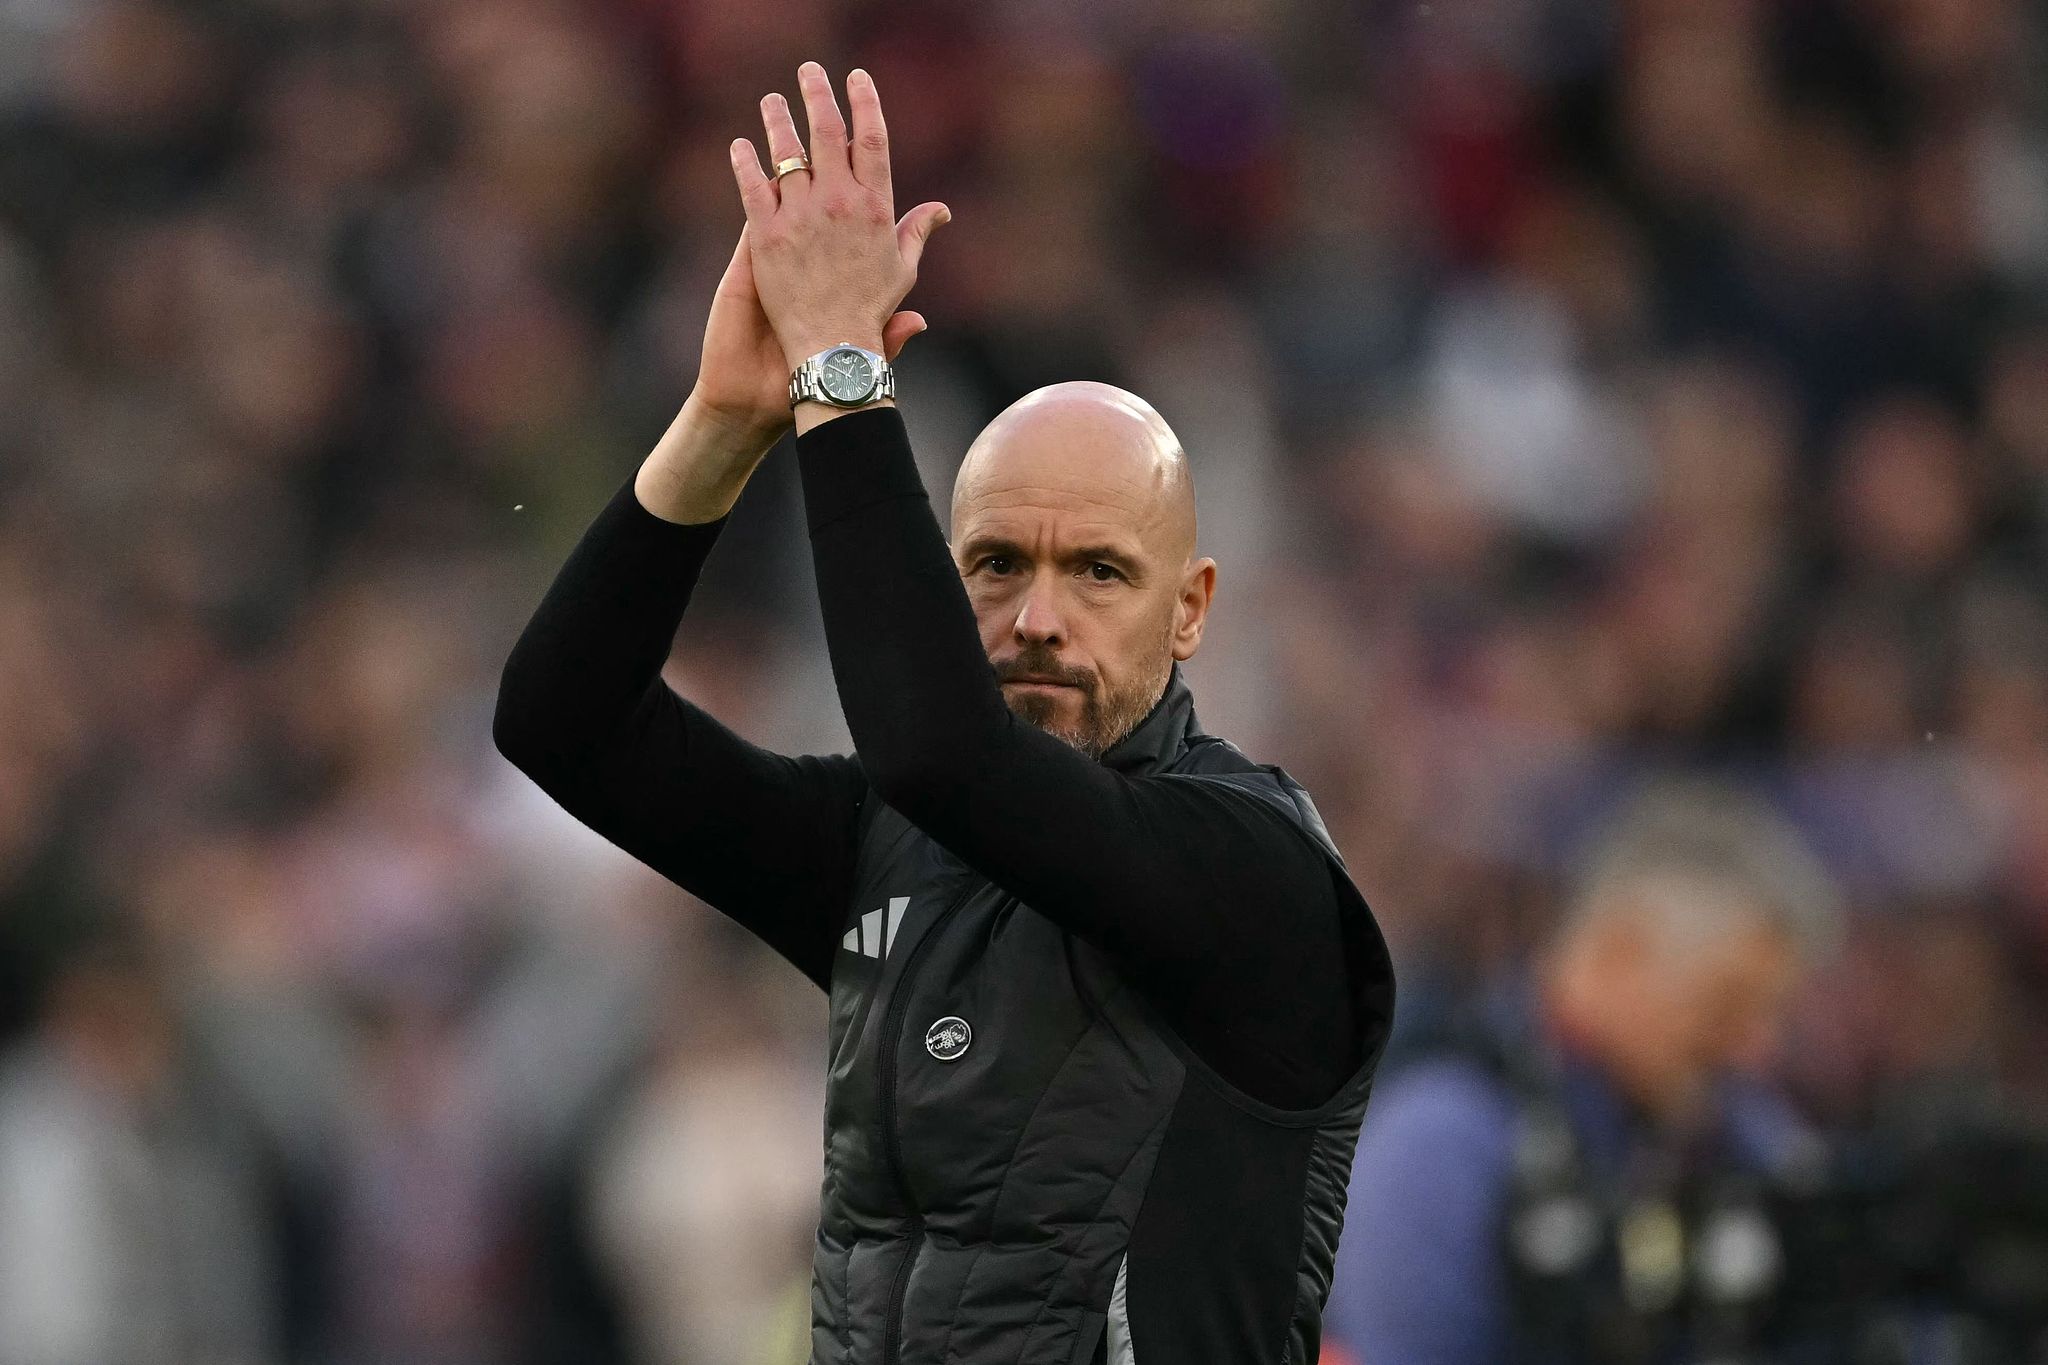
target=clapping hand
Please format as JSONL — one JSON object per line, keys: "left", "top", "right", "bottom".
{"left": 687, "top": 224, "right": 929, "bottom": 452}
{"left": 729, "top": 63, "right": 950, "bottom": 397}
{"left": 642, "top": 62, "right": 948, "bottom": 523}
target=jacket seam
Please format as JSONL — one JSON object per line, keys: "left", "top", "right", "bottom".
{"left": 1013, "top": 1104, "right": 1174, "bottom": 1365}
{"left": 934, "top": 1002, "right": 1095, "bottom": 1365}
{"left": 1275, "top": 1129, "right": 1324, "bottom": 1365}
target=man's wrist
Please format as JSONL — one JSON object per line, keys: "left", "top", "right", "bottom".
{"left": 679, "top": 389, "right": 786, "bottom": 453}
{"left": 793, "top": 395, "right": 893, "bottom": 437}
{"left": 781, "top": 333, "right": 887, "bottom": 375}
{"left": 636, "top": 395, "right": 782, "bottom": 525}
{"left": 784, "top": 333, "right": 895, "bottom": 435}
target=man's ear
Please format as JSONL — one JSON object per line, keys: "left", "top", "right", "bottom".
{"left": 1172, "top": 557, "right": 1217, "bottom": 661}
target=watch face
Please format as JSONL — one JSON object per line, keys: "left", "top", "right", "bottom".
{"left": 820, "top": 347, "right": 877, "bottom": 403}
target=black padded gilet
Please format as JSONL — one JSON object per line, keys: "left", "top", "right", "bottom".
{"left": 807, "top": 676, "right": 1394, "bottom": 1365}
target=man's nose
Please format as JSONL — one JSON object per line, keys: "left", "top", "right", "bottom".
{"left": 1012, "top": 577, "right": 1067, "bottom": 644}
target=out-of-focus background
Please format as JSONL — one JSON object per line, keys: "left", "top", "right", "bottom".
{"left": 1, "top": 0, "right": 2045, "bottom": 1362}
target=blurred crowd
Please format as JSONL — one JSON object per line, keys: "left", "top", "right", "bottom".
{"left": 0, "top": 0, "right": 2045, "bottom": 1361}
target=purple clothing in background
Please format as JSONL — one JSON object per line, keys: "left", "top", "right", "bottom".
{"left": 1322, "top": 1059, "right": 1519, "bottom": 1365}
{"left": 1323, "top": 1050, "right": 1808, "bottom": 1365}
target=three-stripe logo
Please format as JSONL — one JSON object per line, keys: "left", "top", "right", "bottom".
{"left": 842, "top": 896, "right": 910, "bottom": 959}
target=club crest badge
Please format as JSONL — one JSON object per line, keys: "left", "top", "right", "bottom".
{"left": 925, "top": 1016, "right": 972, "bottom": 1061}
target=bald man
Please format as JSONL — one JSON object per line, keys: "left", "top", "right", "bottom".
{"left": 951, "top": 382, "right": 1206, "bottom": 759}
{"left": 494, "top": 64, "right": 1392, "bottom": 1365}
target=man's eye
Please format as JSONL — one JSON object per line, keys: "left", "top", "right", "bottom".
{"left": 981, "top": 556, "right": 1015, "bottom": 575}
{"left": 1086, "top": 562, "right": 1122, "bottom": 582}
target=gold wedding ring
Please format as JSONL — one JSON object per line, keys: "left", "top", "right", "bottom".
{"left": 773, "top": 155, "right": 811, "bottom": 180}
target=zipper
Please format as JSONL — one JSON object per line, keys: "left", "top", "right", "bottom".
{"left": 877, "top": 884, "right": 974, "bottom": 1365}
{"left": 880, "top": 1219, "right": 922, "bottom": 1365}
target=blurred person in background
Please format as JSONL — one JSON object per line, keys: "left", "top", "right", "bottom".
{"left": 493, "top": 63, "right": 1392, "bottom": 1365}
{"left": 1324, "top": 782, "right": 1840, "bottom": 1365}
{"left": 587, "top": 946, "right": 826, "bottom": 1365}
{"left": 0, "top": 931, "right": 278, "bottom": 1365}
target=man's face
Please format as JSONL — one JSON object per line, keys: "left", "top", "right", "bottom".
{"left": 950, "top": 387, "right": 1214, "bottom": 757}
{"left": 1661, "top": 919, "right": 1800, "bottom": 1079}
{"left": 1583, "top": 894, "right": 1801, "bottom": 1121}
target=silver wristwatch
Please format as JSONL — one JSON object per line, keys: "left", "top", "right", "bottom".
{"left": 789, "top": 344, "right": 895, "bottom": 409}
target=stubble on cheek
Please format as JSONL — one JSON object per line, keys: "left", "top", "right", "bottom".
{"left": 1001, "top": 660, "right": 1166, "bottom": 759}
{"left": 991, "top": 610, "right": 1180, "bottom": 758}
{"left": 1003, "top": 680, "right": 1095, "bottom": 751}
{"left": 1004, "top": 685, "right": 1061, "bottom": 730}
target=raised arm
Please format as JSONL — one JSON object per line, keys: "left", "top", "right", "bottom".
{"left": 493, "top": 222, "right": 940, "bottom": 989}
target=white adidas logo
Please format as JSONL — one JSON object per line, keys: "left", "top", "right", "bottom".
{"left": 842, "top": 896, "right": 910, "bottom": 959}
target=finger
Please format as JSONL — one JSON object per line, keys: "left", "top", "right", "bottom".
{"left": 715, "top": 226, "right": 753, "bottom": 298}
{"left": 758, "top": 92, "right": 810, "bottom": 201}
{"left": 882, "top": 310, "right": 926, "bottom": 361}
{"left": 896, "top": 201, "right": 952, "bottom": 273}
{"left": 729, "top": 138, "right": 776, "bottom": 223}
{"left": 796, "top": 61, "right": 850, "bottom": 184}
{"left": 846, "top": 67, "right": 891, "bottom": 197}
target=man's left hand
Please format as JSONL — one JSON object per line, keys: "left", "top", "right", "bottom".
{"left": 729, "top": 62, "right": 951, "bottom": 377}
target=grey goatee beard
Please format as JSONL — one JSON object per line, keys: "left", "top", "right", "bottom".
{"left": 996, "top": 642, "right": 1174, "bottom": 759}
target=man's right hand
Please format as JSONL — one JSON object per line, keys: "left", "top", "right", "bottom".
{"left": 687, "top": 221, "right": 930, "bottom": 455}
{"left": 639, "top": 222, "right": 930, "bottom": 525}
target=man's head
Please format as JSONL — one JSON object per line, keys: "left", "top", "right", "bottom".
{"left": 950, "top": 382, "right": 1216, "bottom": 757}
{"left": 1541, "top": 782, "right": 1841, "bottom": 1125}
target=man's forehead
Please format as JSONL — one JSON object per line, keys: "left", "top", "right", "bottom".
{"left": 958, "top": 467, "right": 1159, "bottom": 527}
{"left": 957, "top": 504, "right": 1149, "bottom": 562}
{"left": 951, "top": 383, "right": 1193, "bottom": 550}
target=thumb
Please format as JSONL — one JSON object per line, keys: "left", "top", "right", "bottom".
{"left": 715, "top": 225, "right": 754, "bottom": 298}
{"left": 896, "top": 201, "right": 952, "bottom": 273}
{"left": 882, "top": 310, "right": 927, "bottom": 361}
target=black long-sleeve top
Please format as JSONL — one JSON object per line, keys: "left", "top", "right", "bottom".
{"left": 494, "top": 408, "right": 1364, "bottom": 1109}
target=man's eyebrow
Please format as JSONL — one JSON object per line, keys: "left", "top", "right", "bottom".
{"left": 956, "top": 535, "right": 1146, "bottom": 573}
{"left": 958, "top": 534, "right": 1028, "bottom": 562}
{"left": 1067, "top": 544, "right": 1145, "bottom": 574}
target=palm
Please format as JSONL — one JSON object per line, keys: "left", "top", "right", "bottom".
{"left": 694, "top": 225, "right": 924, "bottom": 444}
